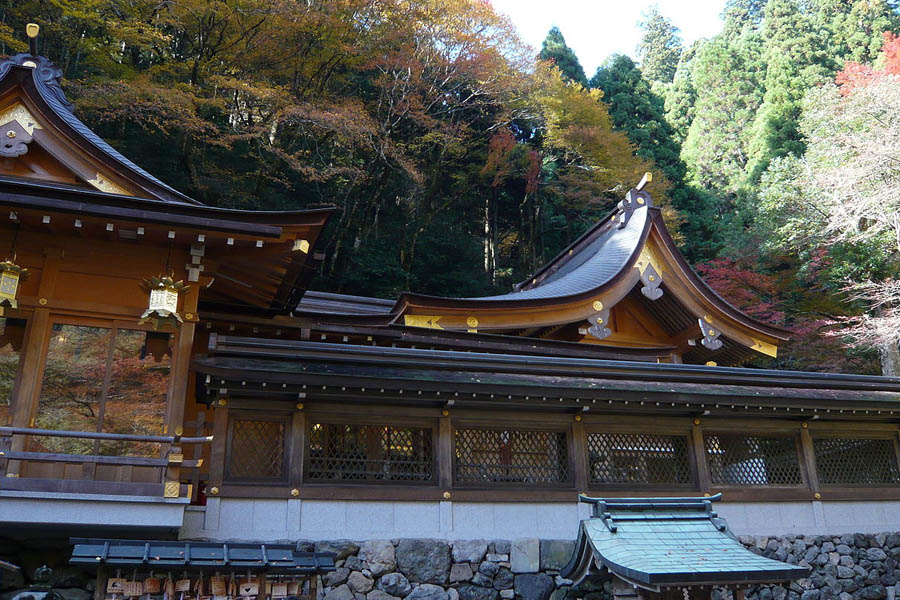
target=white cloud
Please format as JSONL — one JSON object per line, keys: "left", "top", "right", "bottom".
{"left": 490, "top": 0, "right": 727, "bottom": 75}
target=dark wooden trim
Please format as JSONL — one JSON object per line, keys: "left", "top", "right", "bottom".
{"left": 0, "top": 450, "right": 201, "bottom": 468}
{"left": 572, "top": 419, "right": 588, "bottom": 493}
{"left": 799, "top": 428, "right": 821, "bottom": 495}
{"left": 224, "top": 410, "right": 291, "bottom": 484}
{"left": 438, "top": 413, "right": 452, "bottom": 491}
{"left": 290, "top": 411, "right": 306, "bottom": 488}
{"left": 0, "top": 476, "right": 164, "bottom": 496}
{"left": 692, "top": 422, "right": 710, "bottom": 494}
{"left": 208, "top": 404, "right": 229, "bottom": 488}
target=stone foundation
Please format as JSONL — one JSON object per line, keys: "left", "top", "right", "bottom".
{"left": 310, "top": 534, "right": 900, "bottom": 600}
{"left": 5, "top": 533, "right": 900, "bottom": 600}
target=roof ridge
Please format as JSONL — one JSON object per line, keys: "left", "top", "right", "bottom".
{"left": 0, "top": 53, "right": 203, "bottom": 206}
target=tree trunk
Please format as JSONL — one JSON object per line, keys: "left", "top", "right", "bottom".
{"left": 879, "top": 337, "right": 900, "bottom": 376}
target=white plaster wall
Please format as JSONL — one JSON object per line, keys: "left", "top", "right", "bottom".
{"left": 180, "top": 498, "right": 900, "bottom": 542}
{"left": 181, "top": 499, "right": 594, "bottom": 542}
{"left": 0, "top": 491, "right": 187, "bottom": 529}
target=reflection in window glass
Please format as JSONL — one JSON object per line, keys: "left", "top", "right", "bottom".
{"left": 101, "top": 330, "right": 171, "bottom": 456}
{"left": 0, "top": 317, "right": 25, "bottom": 426}
{"left": 34, "top": 324, "right": 171, "bottom": 456}
{"left": 35, "top": 325, "right": 108, "bottom": 454}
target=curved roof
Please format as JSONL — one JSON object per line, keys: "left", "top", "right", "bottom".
{"left": 561, "top": 495, "right": 808, "bottom": 588}
{"left": 0, "top": 53, "right": 201, "bottom": 205}
{"left": 467, "top": 205, "right": 649, "bottom": 302}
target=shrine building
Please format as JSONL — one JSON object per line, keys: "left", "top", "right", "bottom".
{"left": 2, "top": 26, "right": 900, "bottom": 600}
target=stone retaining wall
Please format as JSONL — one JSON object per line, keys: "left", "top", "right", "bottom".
{"left": 5, "top": 534, "right": 900, "bottom": 600}
{"left": 309, "top": 534, "right": 900, "bottom": 600}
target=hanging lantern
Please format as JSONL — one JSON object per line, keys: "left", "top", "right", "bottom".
{"left": 0, "top": 259, "right": 27, "bottom": 309}
{"left": 139, "top": 275, "right": 188, "bottom": 330}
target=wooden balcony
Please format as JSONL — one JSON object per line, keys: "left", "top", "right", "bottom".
{"left": 0, "top": 425, "right": 211, "bottom": 500}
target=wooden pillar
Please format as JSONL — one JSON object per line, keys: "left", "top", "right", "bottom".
{"left": 9, "top": 248, "right": 60, "bottom": 475}
{"left": 208, "top": 402, "right": 229, "bottom": 489}
{"left": 572, "top": 417, "right": 589, "bottom": 493}
{"left": 799, "top": 424, "right": 821, "bottom": 498}
{"left": 691, "top": 420, "right": 711, "bottom": 494}
{"left": 165, "top": 282, "right": 200, "bottom": 438}
{"left": 437, "top": 412, "right": 452, "bottom": 491}
{"left": 290, "top": 410, "right": 306, "bottom": 488}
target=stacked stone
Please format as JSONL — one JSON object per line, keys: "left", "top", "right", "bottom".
{"left": 315, "top": 539, "right": 584, "bottom": 600}
{"left": 735, "top": 533, "right": 900, "bottom": 600}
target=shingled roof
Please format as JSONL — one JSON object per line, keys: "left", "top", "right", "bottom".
{"left": 561, "top": 494, "right": 809, "bottom": 590}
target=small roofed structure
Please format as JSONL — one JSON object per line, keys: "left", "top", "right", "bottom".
{"left": 561, "top": 494, "right": 808, "bottom": 600}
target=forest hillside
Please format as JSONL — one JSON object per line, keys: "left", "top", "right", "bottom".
{"left": 2, "top": 0, "right": 899, "bottom": 374}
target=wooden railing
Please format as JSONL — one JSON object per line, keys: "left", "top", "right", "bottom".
{"left": 0, "top": 426, "right": 212, "bottom": 499}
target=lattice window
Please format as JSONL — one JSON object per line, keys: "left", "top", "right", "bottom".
{"left": 305, "top": 423, "right": 433, "bottom": 483}
{"left": 814, "top": 437, "right": 900, "bottom": 486}
{"left": 588, "top": 432, "right": 692, "bottom": 486}
{"left": 704, "top": 433, "right": 802, "bottom": 486}
{"left": 227, "top": 419, "right": 286, "bottom": 481}
{"left": 454, "top": 428, "right": 570, "bottom": 485}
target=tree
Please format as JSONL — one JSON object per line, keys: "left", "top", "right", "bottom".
{"left": 591, "top": 54, "right": 717, "bottom": 259}
{"left": 745, "top": 0, "right": 834, "bottom": 181}
{"left": 681, "top": 30, "right": 765, "bottom": 202}
{"left": 636, "top": 6, "right": 683, "bottom": 84}
{"left": 664, "top": 40, "right": 701, "bottom": 143}
{"left": 755, "top": 60, "right": 900, "bottom": 374}
{"left": 538, "top": 26, "right": 587, "bottom": 86}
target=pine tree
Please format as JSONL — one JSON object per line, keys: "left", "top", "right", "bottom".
{"left": 721, "top": 0, "right": 768, "bottom": 38}
{"left": 746, "top": 0, "right": 834, "bottom": 180}
{"left": 539, "top": 27, "right": 587, "bottom": 86}
{"left": 592, "top": 54, "right": 718, "bottom": 259}
{"left": 665, "top": 40, "right": 702, "bottom": 142}
{"left": 636, "top": 7, "right": 683, "bottom": 84}
{"left": 681, "top": 29, "right": 765, "bottom": 201}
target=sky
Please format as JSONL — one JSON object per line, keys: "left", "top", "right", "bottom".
{"left": 490, "top": 0, "right": 729, "bottom": 76}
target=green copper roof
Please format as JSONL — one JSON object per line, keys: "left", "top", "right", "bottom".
{"left": 561, "top": 495, "right": 809, "bottom": 589}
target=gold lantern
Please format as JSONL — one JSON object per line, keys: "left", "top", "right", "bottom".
{"left": 0, "top": 259, "right": 27, "bottom": 309}
{"left": 139, "top": 275, "right": 188, "bottom": 330}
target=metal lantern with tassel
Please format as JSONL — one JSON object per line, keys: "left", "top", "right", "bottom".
{"left": 139, "top": 275, "right": 188, "bottom": 330}
{"left": 0, "top": 259, "right": 27, "bottom": 309}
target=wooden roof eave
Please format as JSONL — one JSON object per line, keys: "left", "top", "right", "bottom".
{"left": 0, "top": 58, "right": 199, "bottom": 205}
{"left": 0, "top": 177, "right": 334, "bottom": 240}
{"left": 192, "top": 354, "right": 900, "bottom": 413}
{"left": 648, "top": 209, "right": 791, "bottom": 343}
{"left": 203, "top": 336, "right": 900, "bottom": 394}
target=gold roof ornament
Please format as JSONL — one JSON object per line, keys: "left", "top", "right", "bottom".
{"left": 25, "top": 23, "right": 40, "bottom": 60}
{"left": 139, "top": 275, "right": 189, "bottom": 330}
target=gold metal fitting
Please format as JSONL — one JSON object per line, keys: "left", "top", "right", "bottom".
{"left": 442, "top": 491, "right": 451, "bottom": 500}
{"left": 466, "top": 316, "right": 479, "bottom": 328}
{"left": 209, "top": 486, "right": 219, "bottom": 495}
{"left": 693, "top": 418, "right": 701, "bottom": 426}
{"left": 291, "top": 488, "right": 299, "bottom": 497}
{"left": 6, "top": 131, "right": 15, "bottom": 139}
{"left": 801, "top": 422, "right": 808, "bottom": 429}
{"left": 296, "top": 402, "right": 304, "bottom": 410}
{"left": 0, "top": 451, "right": 4, "bottom": 457}
{"left": 38, "top": 297, "right": 47, "bottom": 305}
{"left": 814, "top": 492, "right": 821, "bottom": 500}
{"left": 175, "top": 426, "right": 183, "bottom": 436}
{"left": 441, "top": 409, "right": 449, "bottom": 417}
{"left": 592, "top": 300, "right": 603, "bottom": 311}
{"left": 574, "top": 415, "right": 582, "bottom": 422}
{"left": 185, "top": 312, "right": 194, "bottom": 321}
{"left": 26, "top": 23, "right": 40, "bottom": 39}
{"left": 703, "top": 492, "right": 710, "bottom": 497}
{"left": 217, "top": 398, "right": 227, "bottom": 406}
